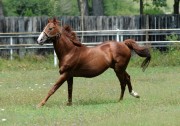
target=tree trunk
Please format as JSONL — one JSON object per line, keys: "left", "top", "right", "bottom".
{"left": 79, "top": 0, "right": 85, "bottom": 42}
{"left": 92, "top": 0, "right": 104, "bottom": 16}
{"left": 174, "top": 0, "right": 180, "bottom": 14}
{"left": 77, "top": 0, "right": 89, "bottom": 16}
{"left": 140, "top": 0, "right": 143, "bottom": 15}
{"left": 0, "top": 0, "right": 4, "bottom": 17}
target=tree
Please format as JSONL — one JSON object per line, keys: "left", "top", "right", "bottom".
{"left": 92, "top": 0, "right": 104, "bottom": 16}
{"left": 134, "top": 0, "right": 145, "bottom": 14}
{"left": 77, "top": 0, "right": 104, "bottom": 16}
{"left": 174, "top": 0, "right": 180, "bottom": 14}
{"left": 0, "top": 0, "right": 4, "bottom": 17}
{"left": 77, "top": 0, "right": 89, "bottom": 16}
{"left": 78, "top": 0, "right": 86, "bottom": 42}
{"left": 134, "top": 0, "right": 167, "bottom": 15}
{"left": 140, "top": 0, "right": 143, "bottom": 14}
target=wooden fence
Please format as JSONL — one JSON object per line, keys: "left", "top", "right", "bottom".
{"left": 0, "top": 15, "right": 180, "bottom": 32}
{"left": 0, "top": 15, "right": 180, "bottom": 57}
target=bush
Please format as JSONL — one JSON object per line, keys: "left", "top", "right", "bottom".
{"left": 165, "top": 34, "right": 180, "bottom": 51}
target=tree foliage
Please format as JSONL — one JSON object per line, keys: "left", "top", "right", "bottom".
{"left": 104, "top": 0, "right": 139, "bottom": 15}
{"left": 1, "top": 0, "right": 178, "bottom": 16}
{"left": 3, "top": 0, "right": 79, "bottom": 16}
{"left": 3, "top": 0, "right": 48, "bottom": 16}
{"left": 152, "top": 0, "right": 167, "bottom": 7}
{"left": 134, "top": 0, "right": 167, "bottom": 14}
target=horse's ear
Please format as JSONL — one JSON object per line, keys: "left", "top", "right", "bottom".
{"left": 53, "top": 17, "right": 60, "bottom": 25}
{"left": 53, "top": 17, "right": 57, "bottom": 23}
{"left": 48, "top": 18, "right": 51, "bottom": 23}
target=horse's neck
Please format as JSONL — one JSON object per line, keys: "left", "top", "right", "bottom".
{"left": 53, "top": 36, "right": 75, "bottom": 60}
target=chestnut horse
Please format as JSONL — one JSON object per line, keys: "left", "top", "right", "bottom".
{"left": 37, "top": 18, "right": 151, "bottom": 107}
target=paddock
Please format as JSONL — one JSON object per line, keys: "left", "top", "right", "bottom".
{"left": 0, "top": 66, "right": 179, "bottom": 125}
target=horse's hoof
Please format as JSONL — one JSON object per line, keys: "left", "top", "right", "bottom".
{"left": 118, "top": 98, "right": 123, "bottom": 102}
{"left": 130, "top": 90, "right": 140, "bottom": 98}
{"left": 36, "top": 102, "right": 45, "bottom": 108}
{"left": 36, "top": 104, "right": 42, "bottom": 108}
{"left": 66, "top": 102, "right": 72, "bottom": 106}
{"left": 135, "top": 95, "right": 140, "bottom": 98}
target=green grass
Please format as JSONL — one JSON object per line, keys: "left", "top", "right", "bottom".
{"left": 0, "top": 66, "right": 180, "bottom": 126}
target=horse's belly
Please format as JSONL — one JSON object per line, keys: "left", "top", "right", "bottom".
{"left": 73, "top": 64, "right": 109, "bottom": 78}
{"left": 73, "top": 52, "right": 112, "bottom": 77}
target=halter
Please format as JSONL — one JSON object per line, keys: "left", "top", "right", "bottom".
{"left": 43, "top": 31, "right": 61, "bottom": 40}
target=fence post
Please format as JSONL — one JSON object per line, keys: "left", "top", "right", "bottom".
{"left": 116, "top": 29, "right": 119, "bottom": 42}
{"left": 120, "top": 35, "right": 123, "bottom": 42}
{"left": 116, "top": 29, "right": 123, "bottom": 42}
{"left": 54, "top": 51, "right": 57, "bottom": 67}
{"left": 10, "top": 37, "right": 13, "bottom": 60}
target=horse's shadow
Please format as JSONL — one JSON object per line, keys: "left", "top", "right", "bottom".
{"left": 72, "top": 99, "right": 119, "bottom": 106}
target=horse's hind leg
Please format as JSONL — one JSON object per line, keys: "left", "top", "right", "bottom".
{"left": 67, "top": 77, "right": 73, "bottom": 106}
{"left": 125, "top": 71, "right": 140, "bottom": 98}
{"left": 115, "top": 70, "right": 140, "bottom": 101}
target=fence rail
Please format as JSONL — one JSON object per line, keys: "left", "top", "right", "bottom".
{"left": 0, "top": 28, "right": 180, "bottom": 65}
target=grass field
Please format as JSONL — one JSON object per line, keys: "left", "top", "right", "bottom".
{"left": 0, "top": 66, "right": 179, "bottom": 126}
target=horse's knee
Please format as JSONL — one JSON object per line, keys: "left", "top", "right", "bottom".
{"left": 125, "top": 72, "right": 130, "bottom": 81}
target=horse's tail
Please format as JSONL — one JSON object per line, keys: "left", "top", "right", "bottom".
{"left": 124, "top": 39, "right": 151, "bottom": 72}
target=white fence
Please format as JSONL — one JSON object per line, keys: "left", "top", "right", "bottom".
{"left": 0, "top": 29, "right": 180, "bottom": 66}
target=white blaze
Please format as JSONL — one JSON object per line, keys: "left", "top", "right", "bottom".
{"left": 37, "top": 32, "right": 46, "bottom": 44}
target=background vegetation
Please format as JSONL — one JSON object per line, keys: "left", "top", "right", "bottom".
{"left": 2, "top": 0, "right": 79, "bottom": 16}
{"left": 0, "top": 0, "right": 177, "bottom": 17}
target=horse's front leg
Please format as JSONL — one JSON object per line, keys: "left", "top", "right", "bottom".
{"left": 67, "top": 77, "right": 73, "bottom": 106}
{"left": 37, "top": 73, "right": 68, "bottom": 108}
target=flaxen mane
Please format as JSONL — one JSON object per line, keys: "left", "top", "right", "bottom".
{"left": 62, "top": 25, "right": 82, "bottom": 47}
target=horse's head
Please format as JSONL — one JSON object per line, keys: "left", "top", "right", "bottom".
{"left": 37, "top": 18, "right": 60, "bottom": 45}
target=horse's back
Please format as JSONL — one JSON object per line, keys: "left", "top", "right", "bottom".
{"left": 88, "top": 40, "right": 131, "bottom": 65}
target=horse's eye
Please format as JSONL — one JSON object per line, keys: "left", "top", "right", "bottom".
{"left": 49, "top": 28, "right": 53, "bottom": 30}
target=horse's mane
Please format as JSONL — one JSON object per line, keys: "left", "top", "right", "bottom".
{"left": 62, "top": 25, "right": 82, "bottom": 47}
